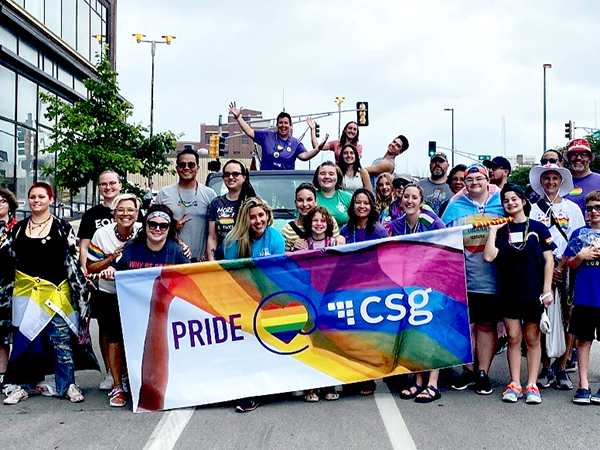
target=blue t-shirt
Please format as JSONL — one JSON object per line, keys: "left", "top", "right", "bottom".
{"left": 565, "top": 226, "right": 600, "bottom": 308}
{"left": 340, "top": 223, "right": 388, "bottom": 244}
{"left": 254, "top": 130, "right": 307, "bottom": 170}
{"left": 223, "top": 226, "right": 285, "bottom": 259}
{"left": 113, "top": 238, "right": 190, "bottom": 270}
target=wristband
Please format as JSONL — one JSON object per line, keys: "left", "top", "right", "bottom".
{"left": 539, "top": 292, "right": 552, "bottom": 303}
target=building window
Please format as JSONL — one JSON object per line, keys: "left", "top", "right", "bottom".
{"left": 25, "top": 0, "right": 44, "bottom": 23}
{"left": 241, "top": 135, "right": 249, "bottom": 145}
{"left": 0, "top": 25, "right": 17, "bottom": 53}
{"left": 17, "top": 75, "right": 37, "bottom": 126}
{"left": 77, "top": 0, "right": 90, "bottom": 60}
{"left": 18, "top": 37, "right": 39, "bottom": 68}
{"left": 0, "top": 120, "right": 16, "bottom": 190}
{"left": 45, "top": 0, "right": 62, "bottom": 36}
{"left": 62, "top": 0, "right": 77, "bottom": 49}
{"left": 0, "top": 65, "right": 16, "bottom": 120}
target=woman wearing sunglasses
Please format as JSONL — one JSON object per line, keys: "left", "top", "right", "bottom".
{"left": 102, "top": 204, "right": 189, "bottom": 279}
{"left": 207, "top": 160, "right": 256, "bottom": 260}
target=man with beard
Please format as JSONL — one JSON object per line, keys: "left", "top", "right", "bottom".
{"left": 564, "top": 138, "right": 600, "bottom": 214}
{"left": 483, "top": 156, "right": 511, "bottom": 189}
{"left": 417, "top": 151, "right": 453, "bottom": 214}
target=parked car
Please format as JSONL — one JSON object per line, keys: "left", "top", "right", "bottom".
{"left": 206, "top": 170, "right": 314, "bottom": 231}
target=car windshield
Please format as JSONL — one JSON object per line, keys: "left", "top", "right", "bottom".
{"left": 208, "top": 171, "right": 314, "bottom": 213}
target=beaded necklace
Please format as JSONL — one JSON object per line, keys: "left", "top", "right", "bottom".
{"left": 178, "top": 182, "right": 198, "bottom": 208}
{"left": 114, "top": 224, "right": 136, "bottom": 243}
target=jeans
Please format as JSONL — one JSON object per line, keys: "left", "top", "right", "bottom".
{"left": 45, "top": 315, "right": 75, "bottom": 395}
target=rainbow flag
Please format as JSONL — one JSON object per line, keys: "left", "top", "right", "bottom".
{"left": 116, "top": 227, "right": 471, "bottom": 412}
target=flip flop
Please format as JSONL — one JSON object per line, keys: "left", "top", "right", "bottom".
{"left": 414, "top": 385, "right": 441, "bottom": 403}
{"left": 399, "top": 383, "right": 424, "bottom": 400}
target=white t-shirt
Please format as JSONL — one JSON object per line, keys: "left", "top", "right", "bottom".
{"left": 530, "top": 198, "right": 585, "bottom": 258}
{"left": 88, "top": 223, "right": 142, "bottom": 293}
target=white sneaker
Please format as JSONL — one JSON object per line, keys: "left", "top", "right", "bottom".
{"left": 2, "top": 384, "right": 19, "bottom": 396}
{"left": 36, "top": 381, "right": 59, "bottom": 397}
{"left": 4, "top": 387, "right": 29, "bottom": 405}
{"left": 99, "top": 373, "right": 114, "bottom": 391}
{"left": 65, "top": 384, "right": 84, "bottom": 403}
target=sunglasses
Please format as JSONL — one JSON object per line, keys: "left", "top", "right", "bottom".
{"left": 585, "top": 205, "right": 600, "bottom": 213}
{"left": 540, "top": 158, "right": 559, "bottom": 165}
{"left": 223, "top": 171, "right": 243, "bottom": 178}
{"left": 147, "top": 220, "right": 170, "bottom": 230}
{"left": 177, "top": 162, "right": 197, "bottom": 169}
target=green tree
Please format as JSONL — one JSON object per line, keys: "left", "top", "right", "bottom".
{"left": 39, "top": 47, "right": 178, "bottom": 202}
{"left": 507, "top": 165, "right": 531, "bottom": 189}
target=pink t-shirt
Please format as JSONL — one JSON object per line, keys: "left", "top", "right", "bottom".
{"left": 331, "top": 140, "right": 363, "bottom": 160}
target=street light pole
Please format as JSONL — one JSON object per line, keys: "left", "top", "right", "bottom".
{"left": 444, "top": 108, "right": 455, "bottom": 166}
{"left": 132, "top": 34, "right": 176, "bottom": 140}
{"left": 334, "top": 96, "right": 345, "bottom": 139}
{"left": 543, "top": 63, "right": 552, "bottom": 153}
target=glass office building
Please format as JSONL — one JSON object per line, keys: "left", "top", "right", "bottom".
{"left": 0, "top": 0, "right": 116, "bottom": 216}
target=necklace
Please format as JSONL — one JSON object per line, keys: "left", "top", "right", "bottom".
{"left": 29, "top": 215, "right": 52, "bottom": 228}
{"left": 114, "top": 224, "right": 135, "bottom": 243}
{"left": 178, "top": 182, "right": 198, "bottom": 208}
{"left": 507, "top": 218, "right": 529, "bottom": 251}
{"left": 404, "top": 215, "right": 420, "bottom": 235}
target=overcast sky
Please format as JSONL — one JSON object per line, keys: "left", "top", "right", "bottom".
{"left": 115, "top": 0, "right": 600, "bottom": 176}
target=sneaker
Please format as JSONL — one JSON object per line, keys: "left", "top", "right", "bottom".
{"left": 99, "top": 373, "right": 114, "bottom": 391}
{"left": 495, "top": 335, "right": 508, "bottom": 354}
{"left": 304, "top": 389, "right": 319, "bottom": 402}
{"left": 501, "top": 382, "right": 522, "bottom": 403}
{"left": 451, "top": 368, "right": 476, "bottom": 391}
{"left": 524, "top": 384, "right": 542, "bottom": 404}
{"left": 590, "top": 389, "right": 600, "bottom": 405}
{"left": 235, "top": 399, "right": 259, "bottom": 413}
{"left": 538, "top": 367, "right": 555, "bottom": 388}
{"left": 573, "top": 388, "right": 591, "bottom": 405}
{"left": 109, "top": 387, "right": 127, "bottom": 408}
{"left": 475, "top": 370, "right": 493, "bottom": 395}
{"left": 323, "top": 386, "right": 339, "bottom": 401}
{"left": 3, "top": 387, "right": 29, "bottom": 405}
{"left": 565, "top": 359, "right": 577, "bottom": 373}
{"left": 36, "top": 381, "right": 58, "bottom": 397}
{"left": 2, "top": 384, "right": 19, "bottom": 396}
{"left": 555, "top": 370, "right": 573, "bottom": 390}
{"left": 65, "top": 384, "right": 84, "bottom": 403}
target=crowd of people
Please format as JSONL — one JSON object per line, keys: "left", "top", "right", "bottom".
{"left": 0, "top": 110, "right": 599, "bottom": 414}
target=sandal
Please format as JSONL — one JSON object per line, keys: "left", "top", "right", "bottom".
{"left": 109, "top": 386, "right": 127, "bottom": 407}
{"left": 400, "top": 383, "right": 423, "bottom": 400}
{"left": 304, "top": 389, "right": 319, "bottom": 402}
{"left": 360, "top": 381, "right": 377, "bottom": 396}
{"left": 65, "top": 384, "right": 84, "bottom": 403}
{"left": 414, "top": 385, "right": 441, "bottom": 403}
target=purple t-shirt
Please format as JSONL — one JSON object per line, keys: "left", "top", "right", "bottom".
{"left": 564, "top": 172, "right": 600, "bottom": 214}
{"left": 340, "top": 223, "right": 389, "bottom": 243}
{"left": 254, "top": 130, "right": 307, "bottom": 170}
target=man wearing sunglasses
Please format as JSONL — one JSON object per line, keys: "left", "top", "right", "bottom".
{"left": 563, "top": 139, "right": 600, "bottom": 214}
{"left": 154, "top": 149, "right": 216, "bottom": 261}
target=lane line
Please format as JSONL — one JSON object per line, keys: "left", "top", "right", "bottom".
{"left": 374, "top": 381, "right": 418, "bottom": 450}
{"left": 142, "top": 407, "right": 195, "bottom": 450}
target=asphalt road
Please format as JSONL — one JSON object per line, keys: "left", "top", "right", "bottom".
{"left": 2, "top": 323, "right": 600, "bottom": 450}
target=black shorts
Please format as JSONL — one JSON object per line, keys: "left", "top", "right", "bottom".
{"left": 467, "top": 292, "right": 500, "bottom": 325}
{"left": 502, "top": 298, "right": 543, "bottom": 324}
{"left": 94, "top": 291, "right": 124, "bottom": 344}
{"left": 568, "top": 305, "right": 600, "bottom": 342}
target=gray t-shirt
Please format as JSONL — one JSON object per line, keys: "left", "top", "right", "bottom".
{"left": 154, "top": 182, "right": 217, "bottom": 261}
{"left": 417, "top": 178, "right": 453, "bottom": 215}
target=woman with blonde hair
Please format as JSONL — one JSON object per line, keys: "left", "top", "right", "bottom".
{"left": 375, "top": 173, "right": 395, "bottom": 215}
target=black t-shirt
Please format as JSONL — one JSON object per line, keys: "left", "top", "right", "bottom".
{"left": 14, "top": 221, "right": 68, "bottom": 286}
{"left": 494, "top": 219, "right": 556, "bottom": 301}
{"left": 78, "top": 204, "right": 113, "bottom": 239}
{"left": 207, "top": 195, "right": 238, "bottom": 248}
{"left": 113, "top": 238, "right": 190, "bottom": 271}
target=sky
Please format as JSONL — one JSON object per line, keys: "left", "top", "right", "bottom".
{"left": 115, "top": 0, "right": 600, "bottom": 176}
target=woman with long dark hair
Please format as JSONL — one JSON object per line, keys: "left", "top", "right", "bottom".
{"left": 3, "top": 182, "right": 94, "bottom": 405}
{"left": 337, "top": 144, "right": 372, "bottom": 193}
{"left": 308, "top": 119, "right": 363, "bottom": 160}
{"left": 207, "top": 160, "right": 256, "bottom": 260}
{"left": 341, "top": 189, "right": 388, "bottom": 244}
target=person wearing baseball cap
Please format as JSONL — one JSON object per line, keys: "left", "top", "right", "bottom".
{"left": 483, "top": 156, "right": 512, "bottom": 189}
{"left": 417, "top": 151, "right": 453, "bottom": 215}
{"left": 563, "top": 138, "right": 600, "bottom": 214}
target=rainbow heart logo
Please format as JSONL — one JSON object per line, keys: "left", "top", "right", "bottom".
{"left": 259, "top": 302, "right": 309, "bottom": 344}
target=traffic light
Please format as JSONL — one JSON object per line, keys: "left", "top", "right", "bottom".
{"left": 315, "top": 123, "right": 320, "bottom": 138}
{"left": 218, "top": 136, "right": 226, "bottom": 156}
{"left": 428, "top": 141, "right": 436, "bottom": 158}
{"left": 356, "top": 102, "right": 369, "bottom": 126}
{"left": 209, "top": 134, "right": 219, "bottom": 159}
{"left": 565, "top": 120, "right": 573, "bottom": 140}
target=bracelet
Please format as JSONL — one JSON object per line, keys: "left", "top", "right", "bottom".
{"left": 539, "top": 292, "right": 553, "bottom": 303}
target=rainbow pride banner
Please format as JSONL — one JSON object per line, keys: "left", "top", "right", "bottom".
{"left": 115, "top": 227, "right": 471, "bottom": 412}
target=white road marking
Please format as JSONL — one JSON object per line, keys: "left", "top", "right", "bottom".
{"left": 142, "top": 407, "right": 195, "bottom": 450}
{"left": 375, "top": 381, "right": 418, "bottom": 450}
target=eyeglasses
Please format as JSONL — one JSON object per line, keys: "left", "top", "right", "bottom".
{"left": 569, "top": 152, "right": 592, "bottom": 160}
{"left": 116, "top": 208, "right": 137, "bottom": 214}
{"left": 177, "top": 162, "right": 197, "bottom": 169}
{"left": 450, "top": 177, "right": 465, "bottom": 183}
{"left": 147, "top": 221, "right": 170, "bottom": 230}
{"left": 223, "top": 171, "right": 243, "bottom": 178}
{"left": 464, "top": 177, "right": 487, "bottom": 184}
{"left": 99, "top": 181, "right": 119, "bottom": 188}
{"left": 541, "top": 158, "right": 559, "bottom": 165}
{"left": 585, "top": 205, "right": 600, "bottom": 213}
